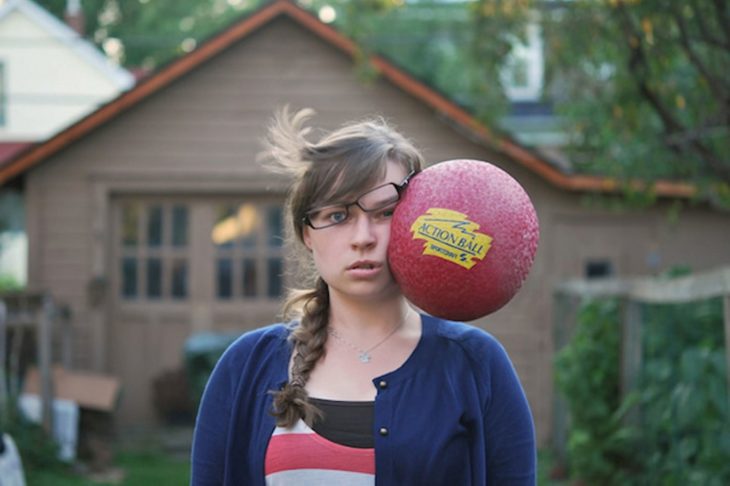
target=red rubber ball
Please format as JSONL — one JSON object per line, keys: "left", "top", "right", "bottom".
{"left": 388, "top": 159, "right": 539, "bottom": 321}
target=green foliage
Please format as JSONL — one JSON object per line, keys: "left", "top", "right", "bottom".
{"left": 555, "top": 299, "right": 639, "bottom": 484}
{"left": 555, "top": 295, "right": 730, "bottom": 484}
{"left": 2, "top": 414, "right": 66, "bottom": 475}
{"left": 309, "top": 1, "right": 508, "bottom": 121}
{"left": 36, "top": 0, "right": 267, "bottom": 69}
{"left": 0, "top": 273, "right": 23, "bottom": 292}
{"left": 638, "top": 298, "right": 730, "bottom": 484}
{"left": 539, "top": 0, "right": 730, "bottom": 203}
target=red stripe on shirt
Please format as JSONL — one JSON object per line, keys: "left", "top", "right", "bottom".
{"left": 265, "top": 433, "right": 375, "bottom": 475}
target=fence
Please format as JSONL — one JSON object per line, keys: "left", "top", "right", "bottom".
{"left": 551, "top": 266, "right": 730, "bottom": 461}
{"left": 0, "top": 291, "right": 72, "bottom": 432}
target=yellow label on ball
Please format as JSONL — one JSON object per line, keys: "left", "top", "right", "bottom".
{"left": 410, "top": 208, "right": 493, "bottom": 270}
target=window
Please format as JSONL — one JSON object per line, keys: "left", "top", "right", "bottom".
{"left": 501, "top": 21, "right": 544, "bottom": 102}
{"left": 212, "top": 203, "right": 284, "bottom": 300}
{"left": 119, "top": 202, "right": 190, "bottom": 300}
{"left": 585, "top": 259, "right": 614, "bottom": 279}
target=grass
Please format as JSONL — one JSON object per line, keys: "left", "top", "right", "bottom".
{"left": 23, "top": 444, "right": 565, "bottom": 485}
{"left": 24, "top": 450, "right": 190, "bottom": 486}
{"left": 538, "top": 448, "right": 570, "bottom": 486}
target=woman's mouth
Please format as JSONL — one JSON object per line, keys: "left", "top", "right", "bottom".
{"left": 347, "top": 260, "right": 382, "bottom": 277}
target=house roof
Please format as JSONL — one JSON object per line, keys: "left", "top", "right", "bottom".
{"left": 0, "top": 0, "right": 695, "bottom": 198}
{"left": 0, "top": 142, "right": 34, "bottom": 163}
{"left": 0, "top": 0, "right": 134, "bottom": 90}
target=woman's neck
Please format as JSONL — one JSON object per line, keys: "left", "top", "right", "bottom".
{"left": 327, "top": 292, "right": 411, "bottom": 337}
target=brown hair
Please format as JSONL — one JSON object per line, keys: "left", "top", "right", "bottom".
{"left": 261, "top": 107, "right": 424, "bottom": 427}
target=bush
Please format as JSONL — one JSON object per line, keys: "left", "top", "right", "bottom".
{"left": 554, "top": 299, "right": 640, "bottom": 484}
{"left": 2, "top": 413, "right": 66, "bottom": 475}
{"left": 638, "top": 298, "right": 730, "bottom": 484}
{"left": 555, "top": 295, "right": 730, "bottom": 484}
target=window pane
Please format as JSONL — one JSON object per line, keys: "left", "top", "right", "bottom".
{"left": 147, "top": 205, "right": 163, "bottom": 247}
{"left": 217, "top": 258, "right": 233, "bottom": 299}
{"left": 147, "top": 258, "right": 162, "bottom": 298}
{"left": 242, "top": 258, "right": 256, "bottom": 297}
{"left": 171, "top": 259, "right": 188, "bottom": 299}
{"left": 122, "top": 257, "right": 137, "bottom": 298}
{"left": 267, "top": 206, "right": 284, "bottom": 247}
{"left": 267, "top": 258, "right": 283, "bottom": 298}
{"left": 237, "top": 203, "right": 258, "bottom": 249}
{"left": 212, "top": 205, "right": 236, "bottom": 249}
{"left": 122, "top": 204, "right": 139, "bottom": 247}
{"left": 172, "top": 205, "right": 188, "bottom": 247}
{"left": 586, "top": 260, "right": 613, "bottom": 279}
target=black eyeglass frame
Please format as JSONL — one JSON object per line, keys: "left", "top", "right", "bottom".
{"left": 303, "top": 169, "right": 416, "bottom": 230}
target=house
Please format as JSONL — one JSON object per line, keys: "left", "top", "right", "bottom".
{"left": 0, "top": 0, "right": 727, "bottom": 446}
{"left": 0, "top": 0, "right": 134, "bottom": 144}
{"left": 0, "top": 0, "right": 133, "bottom": 283}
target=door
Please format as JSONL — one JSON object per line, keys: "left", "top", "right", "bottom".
{"left": 108, "top": 195, "right": 285, "bottom": 424}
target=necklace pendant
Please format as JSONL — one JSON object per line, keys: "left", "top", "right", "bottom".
{"left": 359, "top": 352, "right": 371, "bottom": 363}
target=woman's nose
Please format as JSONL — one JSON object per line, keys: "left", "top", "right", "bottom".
{"left": 349, "top": 211, "right": 377, "bottom": 249}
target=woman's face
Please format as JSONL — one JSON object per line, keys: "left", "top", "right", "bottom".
{"left": 302, "top": 160, "right": 409, "bottom": 303}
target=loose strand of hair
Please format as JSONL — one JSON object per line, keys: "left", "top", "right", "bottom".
{"left": 257, "top": 105, "right": 317, "bottom": 177}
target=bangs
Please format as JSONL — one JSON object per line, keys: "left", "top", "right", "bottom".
{"left": 309, "top": 157, "right": 388, "bottom": 209}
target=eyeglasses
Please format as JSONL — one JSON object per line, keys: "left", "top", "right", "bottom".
{"left": 303, "top": 170, "right": 415, "bottom": 230}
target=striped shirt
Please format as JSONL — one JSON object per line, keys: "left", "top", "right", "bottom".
{"left": 265, "top": 419, "right": 375, "bottom": 485}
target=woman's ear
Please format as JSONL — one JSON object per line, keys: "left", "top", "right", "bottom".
{"left": 302, "top": 227, "right": 313, "bottom": 251}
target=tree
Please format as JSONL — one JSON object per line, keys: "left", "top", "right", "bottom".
{"left": 333, "top": 0, "right": 730, "bottom": 207}
{"left": 306, "top": 0, "right": 517, "bottom": 123}
{"left": 37, "top": 0, "right": 264, "bottom": 69}
{"left": 36, "top": 1, "right": 729, "bottom": 207}
{"left": 510, "top": 0, "right": 729, "bottom": 206}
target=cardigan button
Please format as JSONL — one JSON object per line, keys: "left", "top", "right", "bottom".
{"left": 379, "top": 427, "right": 389, "bottom": 436}
{"left": 378, "top": 380, "right": 388, "bottom": 389}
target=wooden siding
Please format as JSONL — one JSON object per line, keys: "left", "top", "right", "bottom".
{"left": 24, "top": 17, "right": 730, "bottom": 443}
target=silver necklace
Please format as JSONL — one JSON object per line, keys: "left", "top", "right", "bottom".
{"left": 328, "top": 311, "right": 408, "bottom": 363}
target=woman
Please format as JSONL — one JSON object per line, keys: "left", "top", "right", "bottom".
{"left": 191, "top": 108, "right": 536, "bottom": 485}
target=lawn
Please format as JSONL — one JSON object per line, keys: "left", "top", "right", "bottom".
{"left": 24, "top": 450, "right": 190, "bottom": 486}
{"left": 24, "top": 448, "right": 566, "bottom": 485}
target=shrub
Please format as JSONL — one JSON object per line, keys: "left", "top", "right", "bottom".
{"left": 554, "top": 299, "right": 640, "bottom": 484}
{"left": 555, "top": 295, "right": 730, "bottom": 484}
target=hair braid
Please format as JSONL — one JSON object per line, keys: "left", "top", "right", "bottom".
{"left": 271, "top": 277, "right": 330, "bottom": 427}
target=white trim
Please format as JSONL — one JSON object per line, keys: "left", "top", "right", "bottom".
{"left": 0, "top": 0, "right": 133, "bottom": 90}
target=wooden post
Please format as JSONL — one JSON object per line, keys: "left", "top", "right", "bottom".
{"left": 621, "top": 299, "right": 643, "bottom": 395}
{"left": 60, "top": 306, "right": 73, "bottom": 370}
{"left": 39, "top": 294, "right": 54, "bottom": 433}
{"left": 0, "top": 300, "right": 7, "bottom": 424}
{"left": 724, "top": 295, "right": 730, "bottom": 412}
{"left": 621, "top": 299, "right": 642, "bottom": 422}
{"left": 551, "top": 291, "right": 575, "bottom": 465}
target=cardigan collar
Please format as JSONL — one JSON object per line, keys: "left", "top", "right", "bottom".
{"left": 271, "top": 313, "right": 439, "bottom": 390}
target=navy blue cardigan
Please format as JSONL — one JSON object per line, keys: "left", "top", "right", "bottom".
{"left": 191, "top": 314, "right": 536, "bottom": 485}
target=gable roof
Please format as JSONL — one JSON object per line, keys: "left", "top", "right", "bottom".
{"left": 0, "top": 0, "right": 134, "bottom": 89}
{"left": 0, "top": 0, "right": 694, "bottom": 198}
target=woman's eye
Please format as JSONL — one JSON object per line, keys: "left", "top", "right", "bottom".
{"left": 326, "top": 209, "right": 348, "bottom": 223}
{"left": 376, "top": 206, "right": 396, "bottom": 219}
